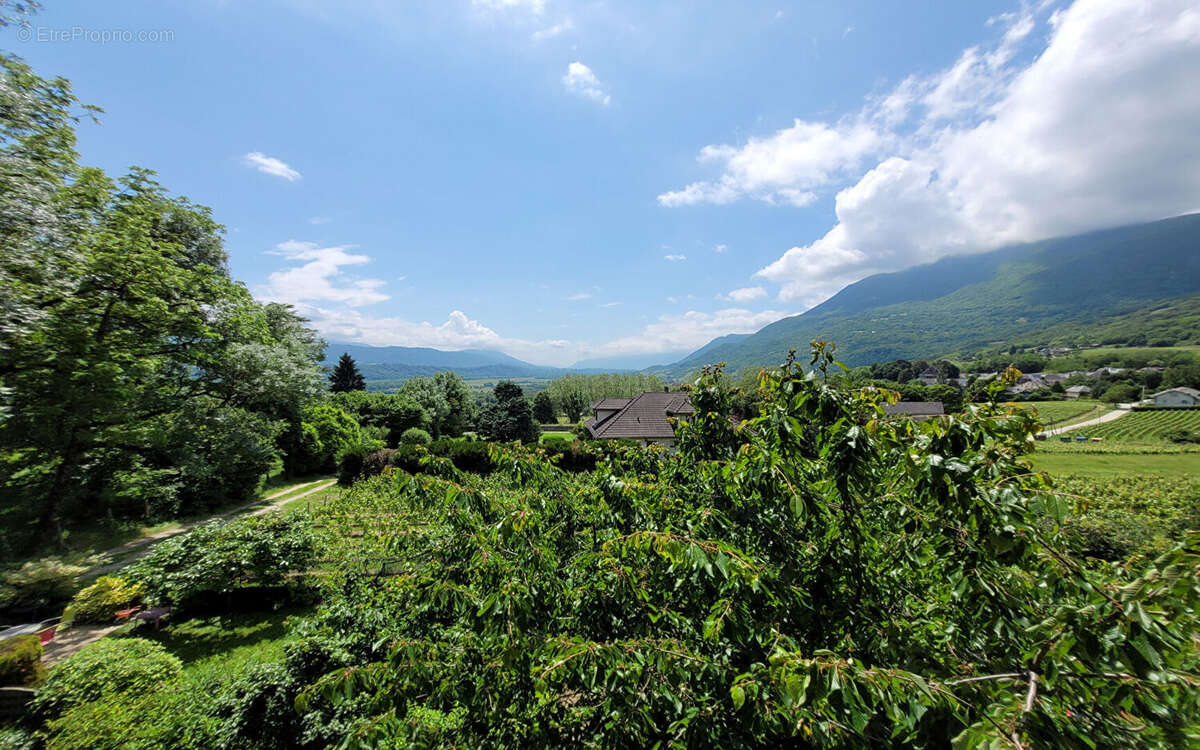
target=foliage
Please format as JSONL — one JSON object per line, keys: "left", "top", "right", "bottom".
{"left": 0, "top": 56, "right": 326, "bottom": 548}
{"left": 0, "top": 634, "right": 44, "bottom": 686}
{"left": 399, "top": 428, "right": 432, "bottom": 446}
{"left": 532, "top": 391, "right": 556, "bottom": 423}
{"left": 547, "top": 373, "right": 664, "bottom": 422}
{"left": 283, "top": 405, "right": 365, "bottom": 476}
{"left": 328, "top": 353, "right": 366, "bottom": 393}
{"left": 1050, "top": 474, "right": 1200, "bottom": 561}
{"left": 31, "top": 637, "right": 181, "bottom": 719}
{"left": 397, "top": 372, "right": 475, "bottom": 438}
{"left": 272, "top": 344, "right": 1200, "bottom": 747}
{"left": 62, "top": 576, "right": 143, "bottom": 626}
{"left": 126, "top": 515, "right": 316, "bottom": 607}
{"left": 1077, "top": 409, "right": 1200, "bottom": 443}
{"left": 478, "top": 381, "right": 539, "bottom": 444}
{"left": 0, "top": 557, "right": 88, "bottom": 614}
{"left": 329, "top": 391, "right": 429, "bottom": 447}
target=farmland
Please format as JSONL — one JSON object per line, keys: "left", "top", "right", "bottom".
{"left": 1017, "top": 400, "right": 1109, "bottom": 428}
{"left": 1071, "top": 408, "right": 1200, "bottom": 443}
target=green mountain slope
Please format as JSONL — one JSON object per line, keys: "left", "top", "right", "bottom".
{"left": 656, "top": 214, "right": 1200, "bottom": 377}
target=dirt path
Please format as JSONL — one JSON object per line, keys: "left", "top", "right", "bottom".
{"left": 86, "top": 478, "right": 337, "bottom": 578}
{"left": 1040, "top": 407, "right": 1129, "bottom": 437}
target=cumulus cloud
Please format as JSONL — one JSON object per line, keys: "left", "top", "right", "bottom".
{"left": 721, "top": 286, "right": 768, "bottom": 303}
{"left": 658, "top": 120, "right": 882, "bottom": 206}
{"left": 256, "top": 240, "right": 389, "bottom": 307}
{"left": 674, "top": 0, "right": 1200, "bottom": 305}
{"left": 663, "top": 254, "right": 687, "bottom": 262}
{"left": 595, "top": 308, "right": 792, "bottom": 356}
{"left": 242, "top": 152, "right": 301, "bottom": 182}
{"left": 563, "top": 61, "right": 611, "bottom": 105}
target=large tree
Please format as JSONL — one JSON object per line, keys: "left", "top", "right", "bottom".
{"left": 531, "top": 391, "right": 556, "bottom": 424}
{"left": 0, "top": 56, "right": 326, "bottom": 546}
{"left": 328, "top": 353, "right": 366, "bottom": 393}
{"left": 479, "top": 381, "right": 539, "bottom": 443}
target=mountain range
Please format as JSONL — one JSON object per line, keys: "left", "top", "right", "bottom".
{"left": 649, "top": 213, "right": 1200, "bottom": 378}
{"left": 328, "top": 214, "right": 1200, "bottom": 385}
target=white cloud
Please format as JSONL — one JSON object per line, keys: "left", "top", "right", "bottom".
{"left": 658, "top": 120, "right": 882, "bottom": 206}
{"left": 308, "top": 216, "right": 331, "bottom": 225}
{"left": 473, "top": 0, "right": 546, "bottom": 13}
{"left": 595, "top": 307, "right": 792, "bottom": 357}
{"left": 663, "top": 254, "right": 687, "bottom": 262}
{"left": 563, "top": 61, "right": 611, "bottom": 105}
{"left": 721, "top": 286, "right": 767, "bottom": 303}
{"left": 242, "top": 152, "right": 301, "bottom": 182}
{"left": 601, "top": 301, "right": 621, "bottom": 307}
{"left": 532, "top": 18, "right": 573, "bottom": 41}
{"left": 715, "top": 244, "right": 728, "bottom": 253}
{"left": 566, "top": 292, "right": 592, "bottom": 301}
{"left": 256, "top": 240, "right": 389, "bottom": 307}
{"left": 720, "top": 0, "right": 1200, "bottom": 305}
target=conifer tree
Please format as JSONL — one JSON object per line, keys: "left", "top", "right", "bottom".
{"left": 328, "top": 353, "right": 366, "bottom": 393}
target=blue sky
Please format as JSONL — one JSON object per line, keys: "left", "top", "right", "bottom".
{"left": 7, "top": 0, "right": 1200, "bottom": 365}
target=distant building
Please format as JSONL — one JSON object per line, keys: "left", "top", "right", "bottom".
{"left": 1152, "top": 387, "right": 1200, "bottom": 407}
{"left": 585, "top": 391, "right": 694, "bottom": 445}
{"left": 917, "top": 366, "right": 941, "bottom": 385}
{"left": 882, "top": 402, "right": 945, "bottom": 420}
{"left": 1064, "top": 385, "right": 1092, "bottom": 399}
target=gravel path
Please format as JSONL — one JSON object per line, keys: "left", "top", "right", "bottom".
{"left": 85, "top": 478, "right": 337, "bottom": 578}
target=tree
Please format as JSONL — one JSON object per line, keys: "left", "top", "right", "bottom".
{"left": 328, "top": 353, "right": 366, "bottom": 393}
{"left": 561, "top": 391, "right": 588, "bottom": 422}
{"left": 479, "top": 381, "right": 539, "bottom": 443}
{"left": 0, "top": 57, "right": 327, "bottom": 546}
{"left": 532, "top": 391, "right": 556, "bottom": 424}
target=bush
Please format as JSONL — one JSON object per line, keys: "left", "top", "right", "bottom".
{"left": 31, "top": 638, "right": 181, "bottom": 719}
{"left": 1164, "top": 428, "right": 1200, "bottom": 444}
{"left": 0, "top": 634, "right": 44, "bottom": 686}
{"left": 0, "top": 558, "right": 89, "bottom": 616}
{"left": 126, "top": 515, "right": 316, "bottom": 608}
{"left": 61, "top": 577, "right": 143, "bottom": 626}
{"left": 399, "top": 428, "right": 432, "bottom": 446}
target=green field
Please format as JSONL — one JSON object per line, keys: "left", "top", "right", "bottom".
{"left": 1031, "top": 451, "right": 1200, "bottom": 477}
{"left": 1017, "top": 400, "right": 1109, "bottom": 427}
{"left": 539, "top": 431, "right": 576, "bottom": 445}
{"left": 1069, "top": 409, "right": 1200, "bottom": 443}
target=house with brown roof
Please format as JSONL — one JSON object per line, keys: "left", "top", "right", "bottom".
{"left": 585, "top": 391, "right": 694, "bottom": 445}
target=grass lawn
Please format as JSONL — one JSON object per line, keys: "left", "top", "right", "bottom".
{"left": 540, "top": 431, "right": 576, "bottom": 445}
{"left": 1031, "top": 450, "right": 1200, "bottom": 477}
{"left": 137, "top": 606, "right": 311, "bottom": 669}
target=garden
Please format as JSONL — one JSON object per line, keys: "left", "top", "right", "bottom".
{"left": 2, "top": 358, "right": 1196, "bottom": 748}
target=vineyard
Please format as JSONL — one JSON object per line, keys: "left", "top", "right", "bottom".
{"left": 1018, "top": 400, "right": 1108, "bottom": 427}
{"left": 1073, "top": 409, "right": 1200, "bottom": 442}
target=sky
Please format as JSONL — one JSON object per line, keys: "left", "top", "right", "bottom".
{"left": 5, "top": 0, "right": 1200, "bottom": 366}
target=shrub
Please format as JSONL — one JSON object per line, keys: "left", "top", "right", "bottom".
{"left": 127, "top": 514, "right": 316, "bottom": 608}
{"left": 0, "top": 635, "right": 44, "bottom": 686}
{"left": 61, "top": 577, "right": 143, "bottom": 626}
{"left": 0, "top": 558, "right": 89, "bottom": 616}
{"left": 399, "top": 427, "right": 432, "bottom": 446}
{"left": 1164, "top": 428, "right": 1200, "bottom": 444}
{"left": 31, "top": 638, "right": 181, "bottom": 719}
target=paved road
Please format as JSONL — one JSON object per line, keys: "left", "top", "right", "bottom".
{"left": 1039, "top": 407, "right": 1129, "bottom": 437}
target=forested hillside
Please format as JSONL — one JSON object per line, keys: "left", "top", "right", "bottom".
{"left": 656, "top": 215, "right": 1200, "bottom": 377}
